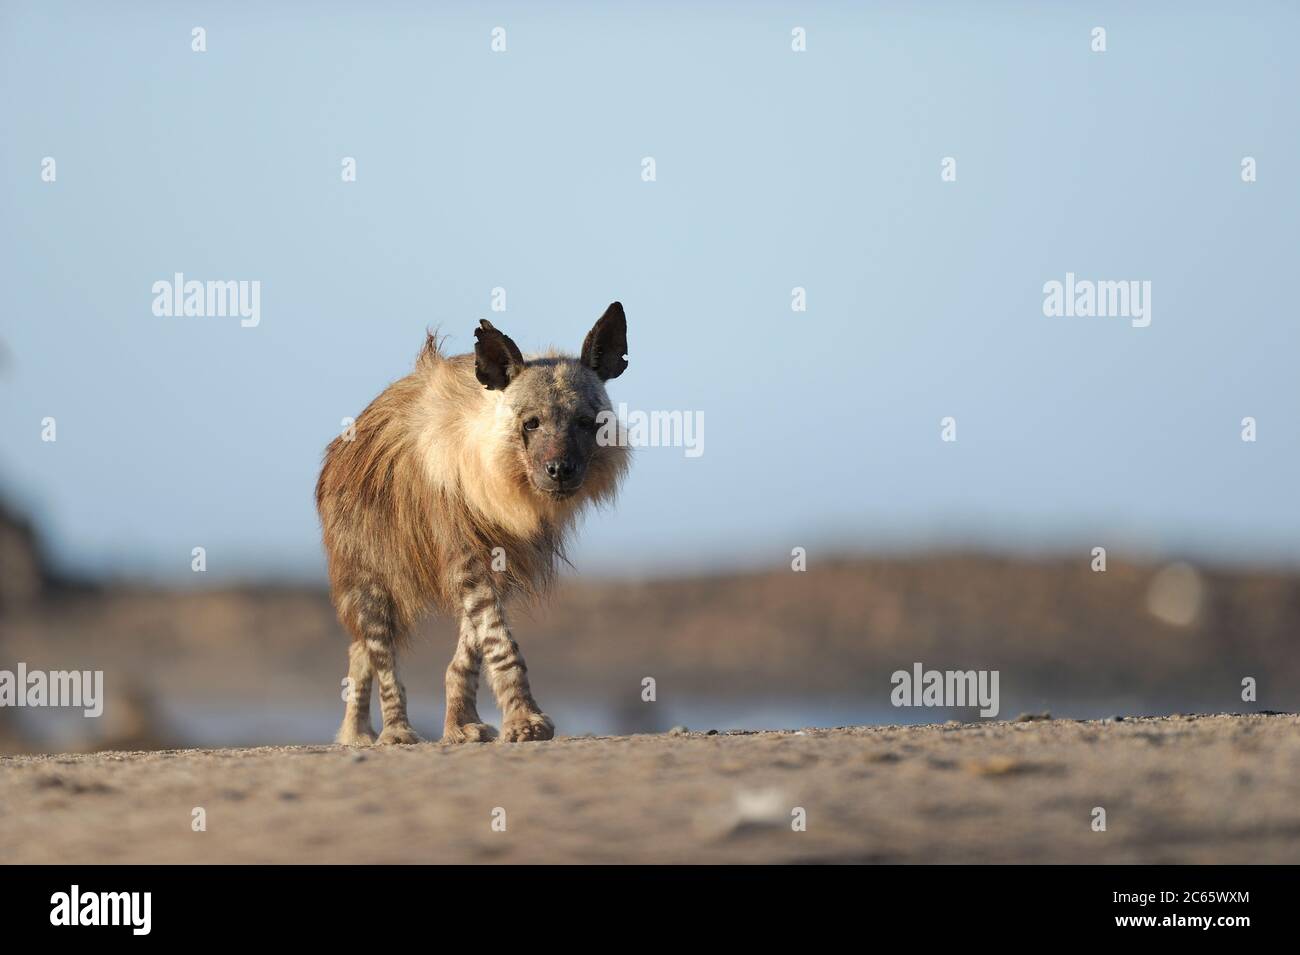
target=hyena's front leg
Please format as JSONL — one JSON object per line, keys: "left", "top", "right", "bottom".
{"left": 335, "top": 639, "right": 376, "bottom": 745}
{"left": 463, "top": 578, "right": 554, "bottom": 742}
{"left": 441, "top": 615, "right": 498, "bottom": 743}
{"left": 351, "top": 584, "right": 420, "bottom": 745}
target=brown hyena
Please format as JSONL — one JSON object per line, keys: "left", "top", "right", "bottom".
{"left": 316, "top": 303, "right": 630, "bottom": 745}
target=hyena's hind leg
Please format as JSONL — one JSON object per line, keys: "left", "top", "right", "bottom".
{"left": 348, "top": 582, "right": 421, "bottom": 745}
{"left": 441, "top": 615, "right": 498, "bottom": 743}
{"left": 336, "top": 639, "right": 376, "bottom": 745}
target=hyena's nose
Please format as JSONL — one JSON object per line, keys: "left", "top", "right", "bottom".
{"left": 545, "top": 458, "right": 575, "bottom": 483}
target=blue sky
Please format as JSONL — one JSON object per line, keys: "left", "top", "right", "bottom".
{"left": 2, "top": 2, "right": 1297, "bottom": 582}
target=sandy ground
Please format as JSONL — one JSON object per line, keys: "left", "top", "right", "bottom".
{"left": 2, "top": 713, "right": 1298, "bottom": 864}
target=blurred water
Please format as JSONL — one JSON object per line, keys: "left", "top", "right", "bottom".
{"left": 159, "top": 695, "right": 1248, "bottom": 748}
{"left": 159, "top": 698, "right": 916, "bottom": 747}
{"left": 8, "top": 694, "right": 1265, "bottom": 750}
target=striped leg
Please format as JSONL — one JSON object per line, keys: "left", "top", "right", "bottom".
{"left": 462, "top": 577, "right": 554, "bottom": 743}
{"left": 441, "top": 615, "right": 498, "bottom": 743}
{"left": 335, "top": 639, "right": 376, "bottom": 745}
{"left": 349, "top": 583, "right": 420, "bottom": 745}
{"left": 371, "top": 639, "right": 419, "bottom": 744}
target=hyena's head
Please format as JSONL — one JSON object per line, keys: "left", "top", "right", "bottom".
{"left": 473, "top": 302, "right": 629, "bottom": 503}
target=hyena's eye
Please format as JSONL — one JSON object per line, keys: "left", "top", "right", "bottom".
{"left": 523, "top": 417, "right": 541, "bottom": 432}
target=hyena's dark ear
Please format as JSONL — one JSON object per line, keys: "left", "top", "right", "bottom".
{"left": 474, "top": 319, "right": 525, "bottom": 390}
{"left": 580, "top": 302, "right": 628, "bottom": 381}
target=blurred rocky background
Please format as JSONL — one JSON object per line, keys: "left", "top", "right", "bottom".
{"left": 2, "top": 496, "right": 1296, "bottom": 755}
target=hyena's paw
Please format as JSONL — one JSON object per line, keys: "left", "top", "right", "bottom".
{"left": 442, "top": 722, "right": 499, "bottom": 744}
{"left": 335, "top": 724, "right": 376, "bottom": 746}
{"left": 499, "top": 712, "right": 555, "bottom": 743}
{"left": 376, "top": 724, "right": 423, "bottom": 745}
